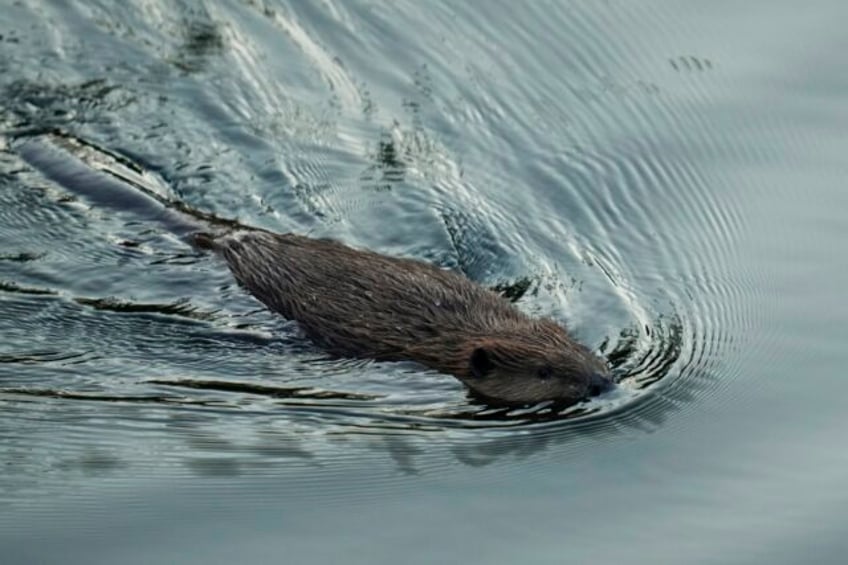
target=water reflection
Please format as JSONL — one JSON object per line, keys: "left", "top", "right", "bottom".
{"left": 360, "top": 131, "right": 406, "bottom": 191}
{"left": 0, "top": 302, "right": 697, "bottom": 483}
{"left": 171, "top": 19, "right": 227, "bottom": 73}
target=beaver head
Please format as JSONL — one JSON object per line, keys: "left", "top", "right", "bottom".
{"left": 449, "top": 322, "right": 613, "bottom": 406}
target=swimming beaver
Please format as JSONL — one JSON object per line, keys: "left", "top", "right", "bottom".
{"left": 15, "top": 131, "right": 613, "bottom": 406}
{"left": 194, "top": 230, "right": 613, "bottom": 406}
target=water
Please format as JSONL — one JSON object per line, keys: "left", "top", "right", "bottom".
{"left": 1, "top": 1, "right": 846, "bottom": 563}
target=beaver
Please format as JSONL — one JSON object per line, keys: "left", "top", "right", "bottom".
{"left": 15, "top": 131, "right": 613, "bottom": 406}
{"left": 194, "top": 230, "right": 613, "bottom": 406}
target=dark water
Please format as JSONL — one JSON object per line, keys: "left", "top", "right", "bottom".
{"left": 1, "top": 0, "right": 846, "bottom": 563}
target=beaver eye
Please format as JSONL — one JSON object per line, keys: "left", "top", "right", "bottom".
{"left": 537, "top": 366, "right": 553, "bottom": 380}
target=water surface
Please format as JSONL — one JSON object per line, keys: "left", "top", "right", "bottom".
{"left": 1, "top": 1, "right": 846, "bottom": 563}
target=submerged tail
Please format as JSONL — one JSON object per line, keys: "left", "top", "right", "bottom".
{"left": 11, "top": 130, "right": 238, "bottom": 246}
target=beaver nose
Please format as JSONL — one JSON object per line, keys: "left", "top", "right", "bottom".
{"left": 587, "top": 372, "right": 615, "bottom": 397}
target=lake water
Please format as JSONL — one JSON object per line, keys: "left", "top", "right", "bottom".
{"left": 1, "top": 1, "right": 846, "bottom": 563}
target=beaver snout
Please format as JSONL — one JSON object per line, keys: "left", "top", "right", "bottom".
{"left": 586, "top": 372, "right": 615, "bottom": 397}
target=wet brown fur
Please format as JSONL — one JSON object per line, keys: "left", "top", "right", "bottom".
{"left": 197, "top": 230, "right": 612, "bottom": 405}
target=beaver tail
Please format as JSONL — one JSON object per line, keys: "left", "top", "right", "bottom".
{"left": 12, "top": 130, "right": 238, "bottom": 248}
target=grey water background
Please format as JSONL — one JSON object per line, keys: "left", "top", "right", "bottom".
{"left": 1, "top": 0, "right": 846, "bottom": 563}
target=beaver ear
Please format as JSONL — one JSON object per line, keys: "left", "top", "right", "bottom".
{"left": 469, "top": 347, "right": 494, "bottom": 378}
